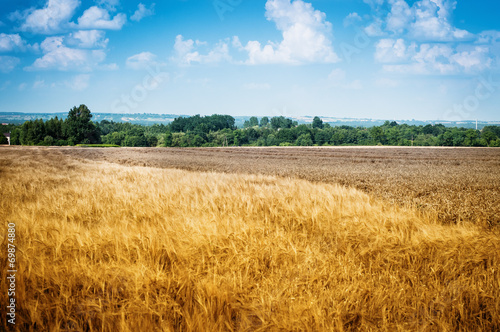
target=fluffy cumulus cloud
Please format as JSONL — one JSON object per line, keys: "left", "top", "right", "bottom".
{"left": 0, "top": 56, "right": 21, "bottom": 73}
{"left": 126, "top": 51, "right": 163, "bottom": 70}
{"left": 68, "top": 30, "right": 109, "bottom": 48}
{"left": 410, "top": 0, "right": 471, "bottom": 41}
{"left": 16, "top": 0, "right": 80, "bottom": 34}
{"left": 377, "top": 39, "right": 492, "bottom": 74}
{"left": 173, "top": 35, "right": 231, "bottom": 65}
{"left": 76, "top": 6, "right": 126, "bottom": 30}
{"left": 375, "top": 38, "right": 416, "bottom": 63}
{"left": 169, "top": 0, "right": 339, "bottom": 66}
{"left": 96, "top": 0, "right": 120, "bottom": 12}
{"left": 241, "top": 0, "right": 339, "bottom": 65}
{"left": 26, "top": 36, "right": 110, "bottom": 71}
{"left": 343, "top": 12, "right": 363, "bottom": 27}
{"left": 365, "top": 0, "right": 472, "bottom": 41}
{"left": 365, "top": 0, "right": 497, "bottom": 75}
{"left": 131, "top": 3, "right": 155, "bottom": 22}
{"left": 385, "top": 0, "right": 412, "bottom": 34}
{"left": 10, "top": 0, "right": 128, "bottom": 33}
{"left": 0, "top": 33, "right": 29, "bottom": 52}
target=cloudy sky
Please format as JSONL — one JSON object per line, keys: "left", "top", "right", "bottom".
{"left": 0, "top": 0, "right": 499, "bottom": 120}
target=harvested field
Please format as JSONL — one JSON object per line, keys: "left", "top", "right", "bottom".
{"left": 58, "top": 146, "right": 500, "bottom": 226}
{"left": 1, "top": 147, "right": 499, "bottom": 331}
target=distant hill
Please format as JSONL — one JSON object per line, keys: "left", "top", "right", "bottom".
{"left": 0, "top": 112, "right": 498, "bottom": 129}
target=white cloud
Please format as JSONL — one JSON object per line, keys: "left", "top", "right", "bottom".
{"left": 96, "top": 0, "right": 120, "bottom": 11}
{"left": 131, "top": 3, "right": 155, "bottom": 22}
{"left": 450, "top": 47, "right": 491, "bottom": 72}
{"left": 243, "top": 83, "right": 271, "bottom": 90}
{"left": 241, "top": 0, "right": 340, "bottom": 65}
{"left": 174, "top": 35, "right": 195, "bottom": 56}
{"left": 410, "top": 0, "right": 472, "bottom": 41}
{"left": 364, "top": 18, "right": 385, "bottom": 37}
{"left": 18, "top": 83, "right": 27, "bottom": 91}
{"left": 386, "top": 0, "right": 412, "bottom": 34}
{"left": 375, "top": 38, "right": 416, "bottom": 63}
{"left": 0, "top": 56, "right": 21, "bottom": 73}
{"left": 476, "top": 30, "right": 500, "bottom": 45}
{"left": 18, "top": 0, "right": 80, "bottom": 34}
{"left": 66, "top": 74, "right": 90, "bottom": 90}
{"left": 33, "top": 79, "right": 46, "bottom": 89}
{"left": 363, "top": 0, "right": 385, "bottom": 9}
{"left": 26, "top": 36, "right": 109, "bottom": 71}
{"left": 0, "top": 34, "right": 28, "bottom": 52}
{"left": 365, "top": 0, "right": 495, "bottom": 75}
{"left": 68, "top": 30, "right": 109, "bottom": 48}
{"left": 381, "top": 43, "right": 492, "bottom": 74}
{"left": 343, "top": 12, "right": 363, "bottom": 27}
{"left": 173, "top": 35, "right": 231, "bottom": 65}
{"left": 76, "top": 6, "right": 126, "bottom": 30}
{"left": 365, "top": 0, "right": 473, "bottom": 42}
{"left": 126, "top": 51, "right": 162, "bottom": 70}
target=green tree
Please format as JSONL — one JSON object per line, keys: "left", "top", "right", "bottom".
{"left": 260, "top": 117, "right": 269, "bottom": 127}
{"left": 271, "top": 116, "right": 293, "bottom": 129}
{"left": 266, "top": 134, "right": 278, "bottom": 146}
{"left": 481, "top": 131, "right": 497, "bottom": 146}
{"left": 312, "top": 116, "right": 323, "bottom": 129}
{"left": 10, "top": 129, "right": 21, "bottom": 145}
{"left": 248, "top": 116, "right": 259, "bottom": 127}
{"left": 43, "top": 135, "right": 55, "bottom": 146}
{"left": 370, "top": 126, "right": 385, "bottom": 145}
{"left": 64, "top": 105, "right": 101, "bottom": 144}
{"left": 315, "top": 130, "right": 330, "bottom": 146}
{"left": 296, "top": 133, "right": 313, "bottom": 146}
{"left": 164, "top": 132, "right": 173, "bottom": 147}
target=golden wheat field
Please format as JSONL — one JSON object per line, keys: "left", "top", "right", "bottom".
{"left": 1, "top": 147, "right": 500, "bottom": 331}
{"left": 60, "top": 146, "right": 500, "bottom": 226}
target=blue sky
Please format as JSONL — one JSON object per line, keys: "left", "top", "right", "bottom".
{"left": 0, "top": 0, "right": 499, "bottom": 121}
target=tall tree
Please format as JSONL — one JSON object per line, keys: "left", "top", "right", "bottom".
{"left": 260, "top": 117, "right": 269, "bottom": 127}
{"left": 64, "top": 104, "right": 101, "bottom": 144}
{"left": 312, "top": 116, "right": 324, "bottom": 129}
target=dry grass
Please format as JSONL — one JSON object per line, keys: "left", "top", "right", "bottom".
{"left": 59, "top": 146, "right": 500, "bottom": 226}
{"left": 1, "top": 147, "right": 499, "bottom": 331}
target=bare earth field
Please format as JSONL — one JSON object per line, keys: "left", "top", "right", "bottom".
{"left": 1, "top": 147, "right": 499, "bottom": 331}
{"left": 58, "top": 146, "right": 500, "bottom": 226}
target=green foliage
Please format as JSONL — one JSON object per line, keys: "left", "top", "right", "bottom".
{"left": 64, "top": 105, "right": 101, "bottom": 144}
{"left": 244, "top": 116, "right": 259, "bottom": 128}
{"left": 0, "top": 134, "right": 8, "bottom": 144}
{"left": 169, "top": 114, "right": 236, "bottom": 133}
{"left": 6, "top": 112, "right": 500, "bottom": 149}
{"left": 312, "top": 116, "right": 323, "bottom": 129}
{"left": 270, "top": 116, "right": 294, "bottom": 129}
{"left": 43, "top": 136, "right": 55, "bottom": 146}
{"left": 260, "top": 117, "right": 269, "bottom": 127}
{"left": 296, "top": 133, "right": 313, "bottom": 146}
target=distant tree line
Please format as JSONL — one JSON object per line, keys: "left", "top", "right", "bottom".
{"left": 160, "top": 117, "right": 500, "bottom": 148}
{"left": 7, "top": 105, "right": 101, "bottom": 146}
{"left": 3, "top": 108, "right": 500, "bottom": 148}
